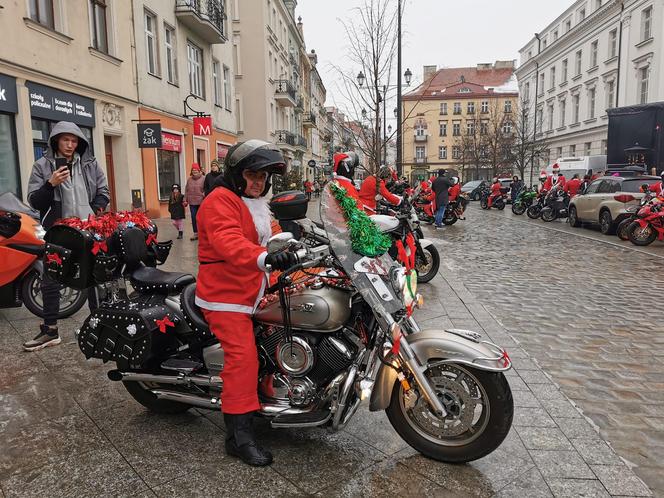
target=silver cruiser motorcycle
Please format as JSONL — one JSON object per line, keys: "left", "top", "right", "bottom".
{"left": 72, "top": 187, "right": 514, "bottom": 463}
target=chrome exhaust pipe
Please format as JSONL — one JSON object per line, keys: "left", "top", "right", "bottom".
{"left": 108, "top": 370, "right": 221, "bottom": 387}
{"left": 151, "top": 390, "right": 220, "bottom": 409}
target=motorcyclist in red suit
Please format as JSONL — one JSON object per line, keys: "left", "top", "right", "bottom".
{"left": 196, "top": 140, "right": 297, "bottom": 467}
{"left": 565, "top": 174, "right": 582, "bottom": 197}
{"left": 332, "top": 152, "right": 361, "bottom": 208}
{"left": 359, "top": 166, "right": 402, "bottom": 213}
{"left": 487, "top": 178, "right": 502, "bottom": 208}
{"left": 542, "top": 164, "right": 560, "bottom": 191}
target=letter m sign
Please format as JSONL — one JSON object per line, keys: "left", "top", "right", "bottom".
{"left": 193, "top": 116, "right": 212, "bottom": 136}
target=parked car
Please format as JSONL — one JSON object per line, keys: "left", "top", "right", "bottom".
{"left": 462, "top": 180, "right": 488, "bottom": 201}
{"left": 568, "top": 175, "right": 661, "bottom": 234}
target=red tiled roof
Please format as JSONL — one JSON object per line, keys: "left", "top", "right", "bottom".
{"left": 405, "top": 66, "right": 515, "bottom": 100}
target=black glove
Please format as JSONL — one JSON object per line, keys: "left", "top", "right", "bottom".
{"left": 265, "top": 251, "right": 298, "bottom": 271}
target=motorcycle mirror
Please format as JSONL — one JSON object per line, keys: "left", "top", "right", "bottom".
{"left": 267, "top": 232, "right": 294, "bottom": 254}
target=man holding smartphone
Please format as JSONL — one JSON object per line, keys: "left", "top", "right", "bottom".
{"left": 24, "top": 121, "right": 109, "bottom": 351}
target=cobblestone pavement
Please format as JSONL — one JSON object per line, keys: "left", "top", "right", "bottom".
{"left": 427, "top": 203, "right": 664, "bottom": 496}
{"left": 0, "top": 212, "right": 654, "bottom": 497}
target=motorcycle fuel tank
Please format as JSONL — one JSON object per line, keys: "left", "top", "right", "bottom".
{"left": 255, "top": 285, "right": 352, "bottom": 332}
{"left": 369, "top": 215, "right": 399, "bottom": 233}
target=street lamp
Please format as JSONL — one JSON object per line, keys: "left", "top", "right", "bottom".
{"left": 388, "top": 124, "right": 392, "bottom": 134}
{"left": 361, "top": 108, "right": 367, "bottom": 119}
{"left": 404, "top": 68, "right": 412, "bottom": 86}
{"left": 357, "top": 71, "right": 366, "bottom": 88}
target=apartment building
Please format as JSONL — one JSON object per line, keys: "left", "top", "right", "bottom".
{"left": 133, "top": 0, "right": 237, "bottom": 217}
{"left": 402, "top": 62, "right": 518, "bottom": 182}
{"left": 516, "top": 0, "right": 662, "bottom": 166}
{"left": 0, "top": 0, "right": 141, "bottom": 211}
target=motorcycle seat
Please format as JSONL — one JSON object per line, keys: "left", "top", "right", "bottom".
{"left": 180, "top": 283, "right": 211, "bottom": 336}
{"left": 130, "top": 266, "right": 195, "bottom": 295}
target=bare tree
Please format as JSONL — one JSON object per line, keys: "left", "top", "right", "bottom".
{"left": 511, "top": 97, "right": 549, "bottom": 185}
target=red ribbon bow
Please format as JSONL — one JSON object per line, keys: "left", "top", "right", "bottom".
{"left": 92, "top": 240, "right": 108, "bottom": 255}
{"left": 155, "top": 316, "right": 175, "bottom": 333}
{"left": 146, "top": 233, "right": 157, "bottom": 246}
{"left": 46, "top": 252, "right": 63, "bottom": 266}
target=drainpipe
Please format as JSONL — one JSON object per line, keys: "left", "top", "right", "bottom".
{"left": 615, "top": 1, "right": 625, "bottom": 108}
{"left": 529, "top": 33, "right": 541, "bottom": 186}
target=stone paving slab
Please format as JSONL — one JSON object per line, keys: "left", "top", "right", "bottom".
{"left": 0, "top": 214, "right": 654, "bottom": 496}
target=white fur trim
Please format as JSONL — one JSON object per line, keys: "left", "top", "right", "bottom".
{"left": 242, "top": 196, "right": 272, "bottom": 246}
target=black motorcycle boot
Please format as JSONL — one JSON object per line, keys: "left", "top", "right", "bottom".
{"left": 223, "top": 413, "right": 273, "bottom": 466}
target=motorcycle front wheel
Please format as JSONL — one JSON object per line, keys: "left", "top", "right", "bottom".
{"left": 511, "top": 202, "right": 526, "bottom": 215}
{"left": 386, "top": 363, "right": 513, "bottom": 463}
{"left": 526, "top": 205, "right": 542, "bottom": 219}
{"left": 480, "top": 198, "right": 489, "bottom": 210}
{"left": 628, "top": 221, "right": 657, "bottom": 246}
{"left": 21, "top": 271, "right": 87, "bottom": 320}
{"left": 416, "top": 245, "right": 440, "bottom": 283}
{"left": 541, "top": 207, "right": 557, "bottom": 222}
{"left": 442, "top": 211, "right": 458, "bottom": 225}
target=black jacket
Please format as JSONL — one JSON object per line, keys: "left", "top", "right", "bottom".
{"left": 204, "top": 171, "right": 222, "bottom": 196}
{"left": 168, "top": 194, "right": 186, "bottom": 220}
{"left": 432, "top": 175, "right": 452, "bottom": 207}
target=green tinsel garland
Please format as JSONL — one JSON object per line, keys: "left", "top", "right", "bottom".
{"left": 329, "top": 182, "right": 392, "bottom": 257}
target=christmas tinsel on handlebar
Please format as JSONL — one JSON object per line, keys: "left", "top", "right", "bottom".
{"left": 329, "top": 182, "right": 391, "bottom": 257}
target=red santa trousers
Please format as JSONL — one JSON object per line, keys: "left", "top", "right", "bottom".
{"left": 203, "top": 309, "right": 261, "bottom": 414}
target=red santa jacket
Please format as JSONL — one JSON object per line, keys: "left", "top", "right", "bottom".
{"left": 359, "top": 175, "right": 401, "bottom": 212}
{"left": 565, "top": 178, "right": 582, "bottom": 196}
{"left": 448, "top": 183, "right": 461, "bottom": 202}
{"left": 195, "top": 187, "right": 268, "bottom": 314}
{"left": 490, "top": 182, "right": 502, "bottom": 195}
{"left": 555, "top": 175, "right": 567, "bottom": 189}
{"left": 542, "top": 175, "right": 555, "bottom": 191}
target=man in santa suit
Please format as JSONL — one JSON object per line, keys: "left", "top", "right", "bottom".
{"left": 487, "top": 178, "right": 502, "bottom": 208}
{"left": 359, "top": 165, "right": 402, "bottom": 213}
{"left": 542, "top": 164, "right": 561, "bottom": 191}
{"left": 332, "top": 151, "right": 361, "bottom": 207}
{"left": 196, "top": 140, "right": 297, "bottom": 466}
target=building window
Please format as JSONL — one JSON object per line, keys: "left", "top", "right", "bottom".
{"left": 452, "top": 122, "right": 461, "bottom": 136}
{"left": 187, "top": 41, "right": 204, "bottom": 98}
{"left": 547, "top": 104, "right": 554, "bottom": 130}
{"left": 560, "top": 99, "right": 566, "bottom": 126}
{"left": 550, "top": 67, "right": 556, "bottom": 89}
{"left": 452, "top": 146, "right": 461, "bottom": 159}
{"left": 556, "top": 147, "right": 563, "bottom": 158}
{"left": 453, "top": 102, "right": 462, "bottom": 115}
{"left": 562, "top": 59, "right": 568, "bottom": 82}
{"left": 601, "top": 139, "right": 608, "bottom": 154}
{"left": 223, "top": 65, "right": 232, "bottom": 110}
{"left": 641, "top": 6, "right": 652, "bottom": 41}
{"left": 570, "top": 144, "right": 576, "bottom": 157}
{"left": 573, "top": 94, "right": 580, "bottom": 123}
{"left": 157, "top": 148, "right": 181, "bottom": 201}
{"left": 528, "top": 50, "right": 533, "bottom": 59}
{"left": 565, "top": 19, "right": 571, "bottom": 32}
{"left": 212, "top": 60, "right": 221, "bottom": 106}
{"left": 439, "top": 146, "right": 447, "bottom": 160}
{"left": 588, "top": 88, "right": 596, "bottom": 119}
{"left": 504, "top": 100, "right": 512, "bottom": 113}
{"left": 467, "top": 102, "right": 475, "bottom": 114}
{"left": 585, "top": 142, "right": 592, "bottom": 156}
{"left": 89, "top": 0, "right": 109, "bottom": 53}
{"left": 595, "top": 0, "right": 602, "bottom": 10}
{"left": 467, "top": 120, "right": 475, "bottom": 135}
{"left": 28, "top": 0, "right": 55, "bottom": 29}
{"left": 480, "top": 145, "right": 488, "bottom": 159}
{"left": 415, "top": 146, "right": 425, "bottom": 160}
{"left": 608, "top": 29, "right": 617, "bottom": 58}
{"left": 481, "top": 101, "right": 489, "bottom": 113}
{"left": 606, "top": 80, "right": 615, "bottom": 109}
{"left": 537, "top": 108, "right": 543, "bottom": 133}
{"left": 542, "top": 37, "right": 548, "bottom": 50}
{"left": 590, "top": 40, "right": 598, "bottom": 67}
{"left": 439, "top": 121, "right": 447, "bottom": 137}
{"left": 523, "top": 84, "right": 530, "bottom": 103}
{"left": 538, "top": 73, "right": 545, "bottom": 95}
{"left": 480, "top": 120, "right": 488, "bottom": 135}
{"left": 639, "top": 67, "right": 650, "bottom": 104}
{"left": 553, "top": 30, "right": 559, "bottom": 41}
{"left": 575, "top": 50, "right": 582, "bottom": 75}
{"left": 579, "top": 7, "right": 586, "bottom": 22}
{"left": 415, "top": 120, "right": 427, "bottom": 136}
{"left": 145, "top": 10, "right": 159, "bottom": 76}
{"left": 440, "top": 102, "right": 447, "bottom": 115}
{"left": 0, "top": 114, "right": 21, "bottom": 197}
{"left": 503, "top": 120, "right": 513, "bottom": 135}
{"left": 164, "top": 24, "right": 177, "bottom": 84}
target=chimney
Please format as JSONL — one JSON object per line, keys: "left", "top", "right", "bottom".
{"left": 477, "top": 63, "right": 492, "bottom": 70}
{"left": 423, "top": 65, "right": 437, "bottom": 81}
{"left": 494, "top": 60, "right": 516, "bottom": 69}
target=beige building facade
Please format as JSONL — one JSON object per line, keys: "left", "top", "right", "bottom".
{"left": 0, "top": 0, "right": 141, "bottom": 211}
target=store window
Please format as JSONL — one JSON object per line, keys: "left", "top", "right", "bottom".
{"left": 0, "top": 114, "right": 20, "bottom": 197}
{"left": 28, "top": 0, "right": 55, "bottom": 29}
{"left": 31, "top": 118, "right": 93, "bottom": 160}
{"left": 157, "top": 133, "right": 182, "bottom": 200}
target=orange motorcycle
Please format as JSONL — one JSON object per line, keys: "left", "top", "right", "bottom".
{"left": 0, "top": 192, "right": 86, "bottom": 319}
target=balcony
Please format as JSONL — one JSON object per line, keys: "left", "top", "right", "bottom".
{"left": 295, "top": 134, "right": 307, "bottom": 150}
{"left": 414, "top": 134, "right": 428, "bottom": 142}
{"left": 415, "top": 157, "right": 427, "bottom": 165}
{"left": 175, "top": 0, "right": 226, "bottom": 44}
{"left": 303, "top": 112, "right": 316, "bottom": 129}
{"left": 276, "top": 130, "right": 296, "bottom": 149}
{"left": 274, "top": 80, "right": 296, "bottom": 107}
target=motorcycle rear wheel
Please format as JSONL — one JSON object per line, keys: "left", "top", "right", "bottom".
{"left": 416, "top": 245, "right": 440, "bottom": 283}
{"left": 541, "top": 208, "right": 557, "bottom": 222}
{"left": 495, "top": 201, "right": 505, "bottom": 211}
{"left": 21, "top": 271, "right": 87, "bottom": 320}
{"left": 386, "top": 364, "right": 513, "bottom": 463}
{"left": 616, "top": 218, "right": 633, "bottom": 241}
{"left": 526, "top": 205, "right": 542, "bottom": 219}
{"left": 480, "top": 198, "right": 489, "bottom": 210}
{"left": 123, "top": 381, "right": 191, "bottom": 414}
{"left": 511, "top": 202, "right": 526, "bottom": 215}
{"left": 442, "top": 212, "right": 458, "bottom": 225}
{"left": 627, "top": 221, "right": 657, "bottom": 246}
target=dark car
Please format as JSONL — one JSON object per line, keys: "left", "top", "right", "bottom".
{"left": 462, "top": 180, "right": 488, "bottom": 201}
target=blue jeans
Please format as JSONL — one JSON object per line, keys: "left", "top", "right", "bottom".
{"left": 435, "top": 203, "right": 447, "bottom": 227}
{"left": 190, "top": 205, "right": 200, "bottom": 234}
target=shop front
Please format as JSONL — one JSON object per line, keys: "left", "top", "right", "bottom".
{"left": 0, "top": 74, "right": 20, "bottom": 197}
{"left": 138, "top": 107, "right": 236, "bottom": 218}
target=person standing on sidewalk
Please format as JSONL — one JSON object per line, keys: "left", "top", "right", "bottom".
{"left": 432, "top": 169, "right": 452, "bottom": 229}
{"left": 184, "top": 164, "right": 205, "bottom": 240}
{"left": 168, "top": 184, "right": 186, "bottom": 239}
{"left": 204, "top": 160, "right": 222, "bottom": 196}
{"left": 24, "top": 121, "right": 109, "bottom": 351}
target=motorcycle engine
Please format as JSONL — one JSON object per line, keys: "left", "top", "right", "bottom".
{"left": 258, "top": 326, "right": 356, "bottom": 407}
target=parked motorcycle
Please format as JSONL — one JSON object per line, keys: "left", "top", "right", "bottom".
{"left": 0, "top": 192, "right": 86, "bottom": 319}
{"left": 540, "top": 188, "right": 569, "bottom": 222}
{"left": 627, "top": 200, "right": 664, "bottom": 246}
{"left": 49, "top": 187, "right": 513, "bottom": 464}
{"left": 442, "top": 193, "right": 470, "bottom": 225}
{"left": 526, "top": 190, "right": 547, "bottom": 219}
{"left": 615, "top": 190, "right": 658, "bottom": 241}
{"left": 511, "top": 187, "right": 537, "bottom": 215}
{"left": 480, "top": 188, "right": 507, "bottom": 210}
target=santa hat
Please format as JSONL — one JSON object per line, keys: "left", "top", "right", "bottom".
{"left": 333, "top": 153, "right": 349, "bottom": 173}
{"left": 552, "top": 163, "right": 560, "bottom": 171}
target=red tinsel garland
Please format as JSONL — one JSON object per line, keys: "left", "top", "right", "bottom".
{"left": 56, "top": 211, "right": 154, "bottom": 239}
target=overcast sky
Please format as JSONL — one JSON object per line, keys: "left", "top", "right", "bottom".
{"left": 296, "top": 0, "right": 574, "bottom": 123}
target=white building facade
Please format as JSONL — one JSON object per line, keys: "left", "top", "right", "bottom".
{"left": 516, "top": 0, "right": 663, "bottom": 166}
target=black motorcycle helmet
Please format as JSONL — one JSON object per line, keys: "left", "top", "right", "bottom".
{"left": 334, "top": 151, "right": 359, "bottom": 180}
{"left": 223, "top": 140, "right": 287, "bottom": 197}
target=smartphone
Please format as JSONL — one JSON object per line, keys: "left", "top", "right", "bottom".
{"left": 55, "top": 157, "right": 70, "bottom": 175}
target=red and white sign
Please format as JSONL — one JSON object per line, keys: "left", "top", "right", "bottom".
{"left": 217, "top": 143, "right": 230, "bottom": 160}
{"left": 193, "top": 116, "right": 212, "bottom": 136}
{"left": 160, "top": 132, "right": 182, "bottom": 152}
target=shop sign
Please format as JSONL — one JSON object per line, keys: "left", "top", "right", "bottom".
{"left": 137, "top": 123, "right": 162, "bottom": 148}
{"left": 26, "top": 82, "right": 95, "bottom": 127}
{"left": 193, "top": 116, "right": 212, "bottom": 136}
{"left": 0, "top": 74, "right": 18, "bottom": 114}
{"left": 161, "top": 132, "right": 182, "bottom": 152}
{"left": 308, "top": 159, "right": 317, "bottom": 168}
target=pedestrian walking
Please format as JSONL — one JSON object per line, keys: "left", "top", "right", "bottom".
{"left": 313, "top": 180, "right": 320, "bottom": 197}
{"left": 168, "top": 184, "right": 186, "bottom": 239}
{"left": 510, "top": 175, "right": 523, "bottom": 203}
{"left": 24, "top": 120, "right": 109, "bottom": 351}
{"left": 185, "top": 163, "right": 205, "bottom": 241}
{"left": 304, "top": 180, "right": 313, "bottom": 201}
{"left": 432, "top": 169, "right": 452, "bottom": 229}
{"left": 204, "top": 159, "right": 222, "bottom": 196}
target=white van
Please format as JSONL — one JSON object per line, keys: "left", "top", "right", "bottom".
{"left": 546, "top": 155, "right": 607, "bottom": 180}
